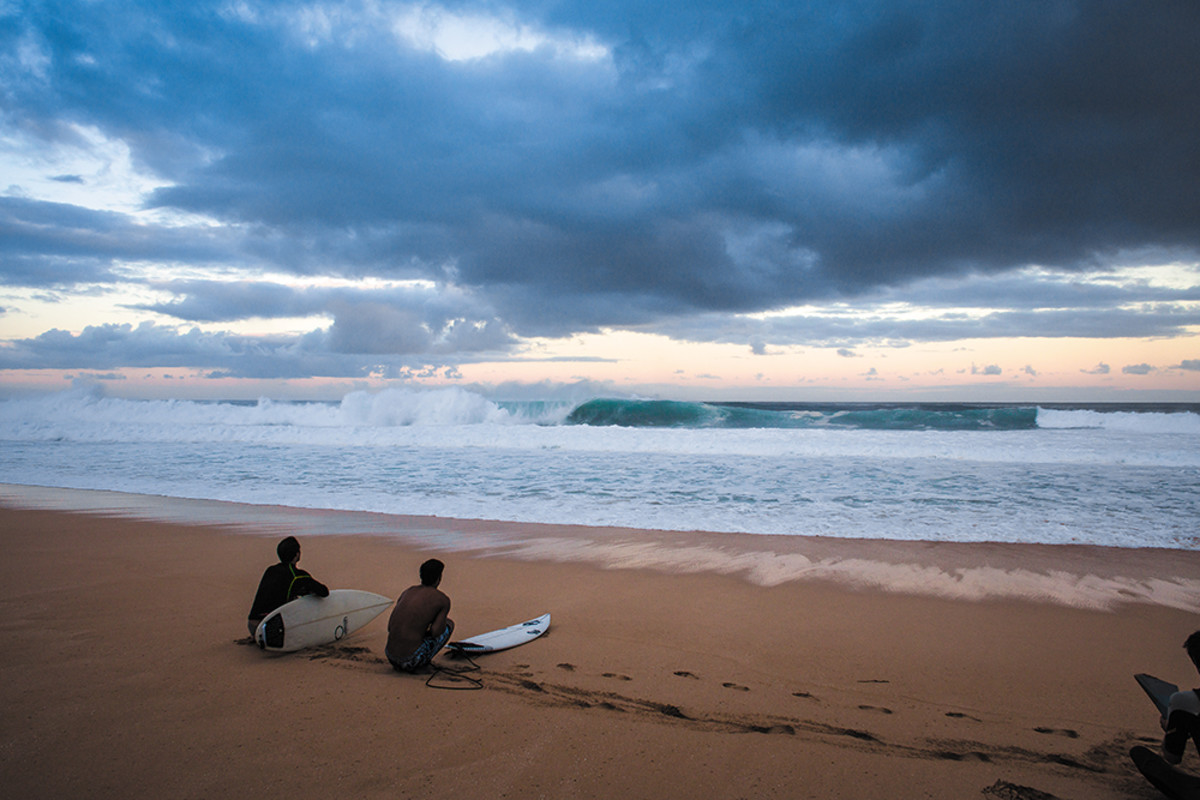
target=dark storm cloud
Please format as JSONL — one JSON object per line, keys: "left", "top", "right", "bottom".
{"left": 0, "top": 323, "right": 256, "bottom": 371}
{"left": 132, "top": 277, "right": 517, "bottom": 354}
{"left": 3, "top": 0, "right": 1199, "bottom": 357}
{"left": 0, "top": 196, "right": 244, "bottom": 286}
{"left": 0, "top": 321, "right": 488, "bottom": 378}
{"left": 134, "top": 277, "right": 502, "bottom": 325}
{"left": 132, "top": 279, "right": 328, "bottom": 322}
{"left": 651, "top": 271, "right": 1200, "bottom": 349}
{"left": 324, "top": 300, "right": 515, "bottom": 355}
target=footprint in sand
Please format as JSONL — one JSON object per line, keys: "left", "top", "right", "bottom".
{"left": 858, "top": 704, "right": 893, "bottom": 714}
{"left": 556, "top": 663, "right": 576, "bottom": 672}
{"left": 792, "top": 691, "right": 817, "bottom": 700}
{"left": 722, "top": 682, "right": 750, "bottom": 692}
{"left": 673, "top": 671, "right": 699, "bottom": 679}
{"left": 1033, "top": 726, "right": 1079, "bottom": 738}
{"left": 308, "top": 644, "right": 372, "bottom": 662}
{"left": 602, "top": 672, "right": 633, "bottom": 681}
{"left": 982, "top": 779, "right": 1053, "bottom": 798}
{"left": 935, "top": 751, "right": 992, "bottom": 764}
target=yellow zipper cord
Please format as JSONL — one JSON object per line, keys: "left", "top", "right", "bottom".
{"left": 286, "top": 563, "right": 304, "bottom": 600}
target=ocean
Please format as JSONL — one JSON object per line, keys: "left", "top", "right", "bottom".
{"left": 1, "top": 386, "right": 1198, "bottom": 550}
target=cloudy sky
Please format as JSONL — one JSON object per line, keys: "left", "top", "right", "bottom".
{"left": 2, "top": 0, "right": 1199, "bottom": 401}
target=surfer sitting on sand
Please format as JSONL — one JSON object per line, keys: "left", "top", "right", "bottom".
{"left": 246, "top": 536, "right": 330, "bottom": 636}
{"left": 385, "top": 559, "right": 454, "bottom": 674}
{"left": 1163, "top": 630, "right": 1200, "bottom": 765}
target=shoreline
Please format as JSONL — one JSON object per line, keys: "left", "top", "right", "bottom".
{"left": 1, "top": 493, "right": 1197, "bottom": 798}
{"left": 3, "top": 482, "right": 1199, "bottom": 612}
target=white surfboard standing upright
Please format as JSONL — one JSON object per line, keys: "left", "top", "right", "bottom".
{"left": 446, "top": 613, "right": 550, "bottom": 653}
{"left": 1135, "top": 672, "right": 1178, "bottom": 717}
{"left": 256, "top": 589, "right": 392, "bottom": 653}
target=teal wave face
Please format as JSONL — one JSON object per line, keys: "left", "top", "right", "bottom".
{"left": 565, "top": 399, "right": 723, "bottom": 428}
{"left": 565, "top": 400, "right": 1041, "bottom": 431}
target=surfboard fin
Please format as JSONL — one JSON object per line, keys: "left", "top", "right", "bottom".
{"left": 261, "top": 615, "right": 286, "bottom": 649}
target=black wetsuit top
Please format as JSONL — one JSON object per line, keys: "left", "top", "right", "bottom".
{"left": 247, "top": 563, "right": 329, "bottom": 623}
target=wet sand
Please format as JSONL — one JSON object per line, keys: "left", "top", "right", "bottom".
{"left": 1, "top": 489, "right": 1198, "bottom": 799}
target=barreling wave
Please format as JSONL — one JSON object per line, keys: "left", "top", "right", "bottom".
{"left": 565, "top": 399, "right": 1042, "bottom": 431}
{"left": 3, "top": 387, "right": 1199, "bottom": 439}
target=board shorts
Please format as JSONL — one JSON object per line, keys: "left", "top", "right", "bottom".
{"left": 387, "top": 625, "right": 453, "bottom": 673}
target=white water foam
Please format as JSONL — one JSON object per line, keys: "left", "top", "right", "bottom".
{"left": 1036, "top": 406, "right": 1200, "bottom": 434}
{"left": 486, "top": 536, "right": 1200, "bottom": 612}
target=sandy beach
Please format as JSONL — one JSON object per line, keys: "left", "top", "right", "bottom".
{"left": 2, "top": 493, "right": 1199, "bottom": 799}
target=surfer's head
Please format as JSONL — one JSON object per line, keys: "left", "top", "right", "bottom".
{"left": 277, "top": 536, "right": 301, "bottom": 564}
{"left": 419, "top": 558, "right": 444, "bottom": 587}
{"left": 1186, "top": 630, "right": 1200, "bottom": 672}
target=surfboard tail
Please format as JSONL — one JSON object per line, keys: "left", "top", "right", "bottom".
{"left": 258, "top": 615, "right": 286, "bottom": 649}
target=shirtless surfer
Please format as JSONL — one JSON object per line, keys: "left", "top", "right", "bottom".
{"left": 385, "top": 559, "right": 454, "bottom": 673}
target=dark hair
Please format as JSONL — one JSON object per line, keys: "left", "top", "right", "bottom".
{"left": 419, "top": 558, "right": 445, "bottom": 587}
{"left": 277, "top": 536, "right": 300, "bottom": 563}
{"left": 1185, "top": 630, "right": 1200, "bottom": 671}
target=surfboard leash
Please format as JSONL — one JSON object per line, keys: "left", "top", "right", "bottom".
{"left": 426, "top": 652, "right": 483, "bottom": 690}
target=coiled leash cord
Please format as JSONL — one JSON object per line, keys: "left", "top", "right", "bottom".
{"left": 425, "top": 651, "right": 483, "bottom": 690}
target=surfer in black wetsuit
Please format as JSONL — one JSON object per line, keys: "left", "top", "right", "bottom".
{"left": 247, "top": 536, "right": 329, "bottom": 636}
{"left": 1162, "top": 631, "right": 1200, "bottom": 766}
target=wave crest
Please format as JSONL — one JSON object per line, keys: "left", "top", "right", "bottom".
{"left": 566, "top": 398, "right": 1041, "bottom": 431}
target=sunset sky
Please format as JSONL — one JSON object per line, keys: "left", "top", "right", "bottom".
{"left": 2, "top": 0, "right": 1199, "bottom": 401}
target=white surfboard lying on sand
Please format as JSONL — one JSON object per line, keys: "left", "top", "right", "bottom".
{"left": 446, "top": 613, "right": 550, "bottom": 653}
{"left": 256, "top": 589, "right": 392, "bottom": 653}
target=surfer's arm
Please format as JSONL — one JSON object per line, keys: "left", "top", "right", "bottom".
{"left": 427, "top": 595, "right": 451, "bottom": 638}
{"left": 296, "top": 575, "right": 329, "bottom": 598}
{"left": 286, "top": 567, "right": 330, "bottom": 600}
